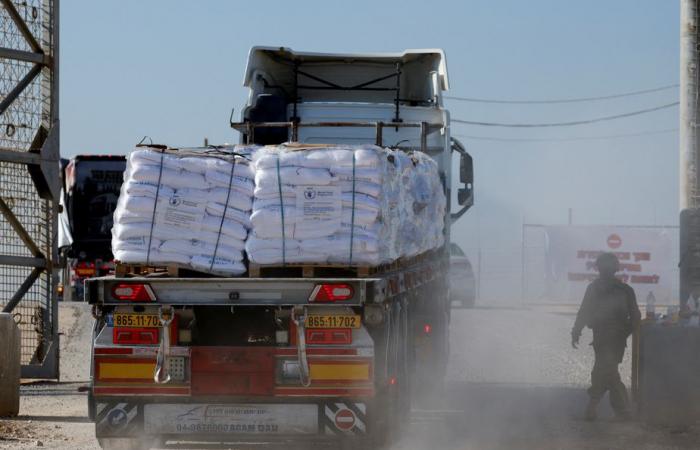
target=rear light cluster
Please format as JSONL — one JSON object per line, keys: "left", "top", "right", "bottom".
{"left": 306, "top": 328, "right": 352, "bottom": 345}
{"left": 111, "top": 283, "right": 156, "bottom": 302}
{"left": 113, "top": 327, "right": 158, "bottom": 345}
{"left": 112, "top": 317, "right": 178, "bottom": 345}
{"left": 310, "top": 284, "right": 354, "bottom": 302}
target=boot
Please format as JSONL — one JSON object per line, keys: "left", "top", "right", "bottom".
{"left": 584, "top": 399, "right": 599, "bottom": 421}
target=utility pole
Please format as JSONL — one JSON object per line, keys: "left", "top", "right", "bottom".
{"left": 681, "top": 0, "right": 698, "bottom": 210}
{"left": 680, "top": 0, "right": 700, "bottom": 307}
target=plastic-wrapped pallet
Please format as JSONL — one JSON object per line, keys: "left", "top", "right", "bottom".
{"left": 112, "top": 145, "right": 255, "bottom": 276}
{"left": 246, "top": 144, "right": 445, "bottom": 266}
{"left": 395, "top": 150, "right": 447, "bottom": 258}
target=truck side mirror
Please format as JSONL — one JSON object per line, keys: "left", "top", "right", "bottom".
{"left": 450, "top": 138, "right": 473, "bottom": 222}
{"left": 458, "top": 153, "right": 473, "bottom": 206}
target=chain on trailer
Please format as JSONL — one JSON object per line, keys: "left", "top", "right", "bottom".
{"left": 0, "top": 0, "right": 60, "bottom": 379}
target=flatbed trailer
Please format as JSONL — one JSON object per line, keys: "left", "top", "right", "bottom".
{"left": 85, "top": 47, "right": 473, "bottom": 450}
{"left": 87, "top": 255, "right": 449, "bottom": 448}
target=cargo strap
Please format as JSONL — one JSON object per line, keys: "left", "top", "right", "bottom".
{"left": 210, "top": 156, "right": 237, "bottom": 272}
{"left": 349, "top": 151, "right": 356, "bottom": 264}
{"left": 292, "top": 306, "right": 311, "bottom": 387}
{"left": 154, "top": 306, "right": 173, "bottom": 384}
{"left": 146, "top": 149, "right": 166, "bottom": 264}
{"left": 276, "top": 155, "right": 286, "bottom": 265}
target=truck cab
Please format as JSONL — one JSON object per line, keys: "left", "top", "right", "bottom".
{"left": 87, "top": 47, "right": 473, "bottom": 450}
{"left": 59, "top": 155, "right": 126, "bottom": 301}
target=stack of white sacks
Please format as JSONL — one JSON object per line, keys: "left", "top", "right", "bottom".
{"left": 111, "top": 143, "right": 446, "bottom": 275}
{"left": 112, "top": 146, "right": 254, "bottom": 276}
{"left": 246, "top": 144, "right": 445, "bottom": 266}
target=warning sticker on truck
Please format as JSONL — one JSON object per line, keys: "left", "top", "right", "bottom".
{"left": 143, "top": 404, "right": 318, "bottom": 435}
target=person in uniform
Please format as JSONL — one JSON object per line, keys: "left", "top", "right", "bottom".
{"left": 571, "top": 252, "right": 641, "bottom": 421}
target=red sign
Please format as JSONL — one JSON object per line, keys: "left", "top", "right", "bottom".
{"left": 334, "top": 409, "right": 356, "bottom": 431}
{"left": 607, "top": 234, "right": 622, "bottom": 249}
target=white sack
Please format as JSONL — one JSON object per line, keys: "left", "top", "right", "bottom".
{"left": 113, "top": 146, "right": 252, "bottom": 276}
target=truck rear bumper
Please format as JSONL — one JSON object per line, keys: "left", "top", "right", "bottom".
{"left": 95, "top": 398, "right": 369, "bottom": 439}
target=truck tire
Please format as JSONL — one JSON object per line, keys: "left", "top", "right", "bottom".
{"left": 366, "top": 299, "right": 410, "bottom": 449}
{"left": 461, "top": 288, "right": 476, "bottom": 308}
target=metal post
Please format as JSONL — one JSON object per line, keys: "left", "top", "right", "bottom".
{"left": 680, "top": 0, "right": 700, "bottom": 308}
{"left": 393, "top": 62, "right": 402, "bottom": 126}
{"left": 680, "top": 0, "right": 698, "bottom": 210}
{"left": 375, "top": 122, "right": 383, "bottom": 147}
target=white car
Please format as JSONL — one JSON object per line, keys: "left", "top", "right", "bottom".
{"left": 450, "top": 243, "right": 476, "bottom": 308}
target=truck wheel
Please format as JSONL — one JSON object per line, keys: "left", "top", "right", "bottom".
{"left": 366, "top": 390, "right": 400, "bottom": 449}
{"left": 97, "top": 438, "right": 157, "bottom": 450}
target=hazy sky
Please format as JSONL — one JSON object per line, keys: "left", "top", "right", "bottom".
{"left": 60, "top": 0, "right": 679, "bottom": 298}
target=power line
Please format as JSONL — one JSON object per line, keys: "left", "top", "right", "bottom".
{"left": 454, "top": 128, "right": 678, "bottom": 143}
{"left": 451, "top": 101, "right": 679, "bottom": 128}
{"left": 445, "top": 83, "right": 679, "bottom": 104}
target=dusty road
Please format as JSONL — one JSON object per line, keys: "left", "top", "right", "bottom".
{"left": 2, "top": 302, "right": 699, "bottom": 449}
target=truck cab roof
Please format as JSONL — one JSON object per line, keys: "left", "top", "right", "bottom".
{"left": 243, "top": 46, "right": 449, "bottom": 105}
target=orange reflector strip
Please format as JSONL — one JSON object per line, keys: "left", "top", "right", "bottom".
{"left": 309, "top": 363, "right": 370, "bottom": 381}
{"left": 98, "top": 362, "right": 155, "bottom": 381}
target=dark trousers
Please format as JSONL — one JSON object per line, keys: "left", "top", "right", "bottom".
{"left": 588, "top": 341, "right": 629, "bottom": 413}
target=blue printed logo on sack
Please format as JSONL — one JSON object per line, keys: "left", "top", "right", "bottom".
{"left": 304, "top": 187, "right": 317, "bottom": 200}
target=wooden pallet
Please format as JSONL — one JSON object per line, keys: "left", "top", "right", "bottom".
{"left": 114, "top": 262, "right": 186, "bottom": 278}
{"left": 246, "top": 250, "right": 446, "bottom": 279}
{"left": 247, "top": 263, "right": 377, "bottom": 279}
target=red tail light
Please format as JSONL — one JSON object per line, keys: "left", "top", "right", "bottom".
{"left": 306, "top": 328, "right": 352, "bottom": 345}
{"left": 111, "top": 283, "right": 156, "bottom": 302}
{"left": 310, "top": 284, "right": 354, "bottom": 302}
{"left": 113, "top": 327, "right": 159, "bottom": 345}
{"left": 112, "top": 321, "right": 178, "bottom": 345}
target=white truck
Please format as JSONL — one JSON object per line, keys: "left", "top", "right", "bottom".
{"left": 86, "top": 47, "right": 473, "bottom": 449}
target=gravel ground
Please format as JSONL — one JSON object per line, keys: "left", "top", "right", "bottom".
{"left": 2, "top": 302, "right": 699, "bottom": 449}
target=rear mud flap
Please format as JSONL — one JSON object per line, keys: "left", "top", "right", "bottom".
{"left": 321, "top": 401, "right": 367, "bottom": 435}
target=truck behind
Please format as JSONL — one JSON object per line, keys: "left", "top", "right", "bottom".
{"left": 86, "top": 47, "right": 473, "bottom": 450}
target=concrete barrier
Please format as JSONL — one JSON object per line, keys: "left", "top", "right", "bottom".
{"left": 0, "top": 312, "right": 20, "bottom": 416}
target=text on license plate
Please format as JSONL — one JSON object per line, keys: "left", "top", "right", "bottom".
{"left": 113, "top": 313, "right": 160, "bottom": 328}
{"left": 306, "top": 315, "right": 361, "bottom": 329}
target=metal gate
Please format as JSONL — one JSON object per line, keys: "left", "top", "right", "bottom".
{"left": 0, "top": 0, "right": 60, "bottom": 378}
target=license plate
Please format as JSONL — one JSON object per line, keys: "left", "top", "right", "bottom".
{"left": 306, "top": 315, "right": 361, "bottom": 329}
{"left": 113, "top": 313, "right": 160, "bottom": 328}
{"left": 75, "top": 268, "right": 95, "bottom": 277}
